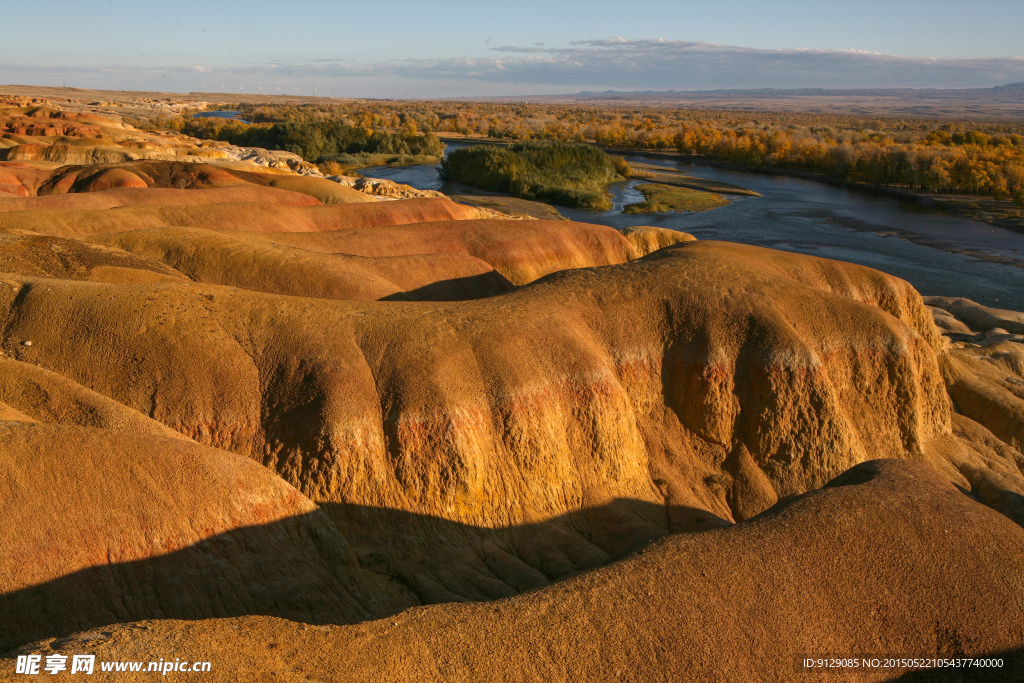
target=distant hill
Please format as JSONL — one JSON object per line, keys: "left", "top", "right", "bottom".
{"left": 494, "top": 83, "right": 1024, "bottom": 119}
{"left": 571, "top": 82, "right": 1024, "bottom": 101}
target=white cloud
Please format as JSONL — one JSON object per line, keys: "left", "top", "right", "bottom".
{"left": 3, "top": 38, "right": 1023, "bottom": 97}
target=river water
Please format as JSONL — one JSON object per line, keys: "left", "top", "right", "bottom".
{"left": 361, "top": 143, "right": 1024, "bottom": 311}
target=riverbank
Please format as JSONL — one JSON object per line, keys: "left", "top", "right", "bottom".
{"left": 440, "top": 137, "right": 1024, "bottom": 235}
{"left": 321, "top": 152, "right": 441, "bottom": 175}
{"left": 349, "top": 139, "right": 1024, "bottom": 311}
{"left": 684, "top": 158, "right": 1024, "bottom": 235}
{"left": 433, "top": 138, "right": 749, "bottom": 214}
{"left": 602, "top": 147, "right": 1024, "bottom": 235}
{"left": 626, "top": 163, "right": 761, "bottom": 197}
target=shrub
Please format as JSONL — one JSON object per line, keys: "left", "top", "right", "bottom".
{"left": 180, "top": 119, "right": 444, "bottom": 164}
{"left": 440, "top": 141, "right": 617, "bottom": 210}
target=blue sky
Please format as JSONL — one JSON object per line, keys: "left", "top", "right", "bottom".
{"left": 2, "top": 0, "right": 1023, "bottom": 96}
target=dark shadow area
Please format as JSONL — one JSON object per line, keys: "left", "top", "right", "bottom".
{"left": 3, "top": 459, "right": 1022, "bottom": 677}
{"left": 379, "top": 271, "right": 516, "bottom": 302}
{"left": 888, "top": 647, "right": 1024, "bottom": 683}
{"left": 0, "top": 497, "right": 708, "bottom": 652}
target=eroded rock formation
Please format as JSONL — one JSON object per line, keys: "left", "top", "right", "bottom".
{"left": 5, "top": 461, "right": 1021, "bottom": 682}
{"left": 0, "top": 100, "right": 1021, "bottom": 677}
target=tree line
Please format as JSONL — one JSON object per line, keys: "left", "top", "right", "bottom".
{"left": 172, "top": 115, "right": 444, "bottom": 164}
{"left": 153, "top": 100, "right": 1024, "bottom": 208}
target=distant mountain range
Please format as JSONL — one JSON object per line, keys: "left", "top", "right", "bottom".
{"left": 569, "top": 82, "right": 1024, "bottom": 101}
{"left": 496, "top": 83, "right": 1024, "bottom": 119}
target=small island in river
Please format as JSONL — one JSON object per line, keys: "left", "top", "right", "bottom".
{"left": 438, "top": 139, "right": 754, "bottom": 214}
{"left": 623, "top": 183, "right": 731, "bottom": 213}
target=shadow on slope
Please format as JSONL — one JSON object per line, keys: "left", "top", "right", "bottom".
{"left": 0, "top": 498, "right": 720, "bottom": 652}
{"left": 4, "top": 460, "right": 1022, "bottom": 682}
{"left": 379, "top": 271, "right": 516, "bottom": 301}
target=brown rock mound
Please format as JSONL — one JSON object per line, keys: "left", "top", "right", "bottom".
{"left": 227, "top": 170, "right": 378, "bottom": 205}
{"left": 0, "top": 233, "right": 187, "bottom": 283}
{"left": 37, "top": 161, "right": 249, "bottom": 195}
{"left": 0, "top": 131, "right": 1021, "bottom": 674}
{"left": 0, "top": 197, "right": 481, "bottom": 237}
{"left": 0, "top": 169, "right": 29, "bottom": 198}
{"left": 942, "top": 350, "right": 1024, "bottom": 454}
{"left": 925, "top": 296, "right": 1024, "bottom": 334}
{"left": 6, "top": 460, "right": 1021, "bottom": 682}
{"left": 92, "top": 226, "right": 515, "bottom": 301}
{"left": 0, "top": 162, "right": 53, "bottom": 196}
{"left": 0, "top": 183, "right": 323, "bottom": 212}
{"left": 0, "top": 107, "right": 229, "bottom": 167}
{"left": 3, "top": 240, "right": 1019, "bottom": 604}
{"left": 32, "top": 161, "right": 372, "bottom": 203}
{"left": 0, "top": 356, "right": 187, "bottom": 437}
{"left": 619, "top": 224, "right": 696, "bottom": 253}
{"left": 923, "top": 296, "right": 1024, "bottom": 456}
{"left": 72, "top": 167, "right": 149, "bottom": 192}
{"left": 1, "top": 143, "right": 143, "bottom": 166}
{"left": 0, "top": 422, "right": 411, "bottom": 651}
{"left": 94, "top": 219, "right": 650, "bottom": 290}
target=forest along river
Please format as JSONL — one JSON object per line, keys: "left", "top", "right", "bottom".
{"left": 193, "top": 111, "right": 251, "bottom": 123}
{"left": 361, "top": 142, "right": 1024, "bottom": 311}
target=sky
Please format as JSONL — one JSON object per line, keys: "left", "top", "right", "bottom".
{"left": 2, "top": 0, "right": 1023, "bottom": 97}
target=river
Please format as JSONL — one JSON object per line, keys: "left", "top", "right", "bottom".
{"left": 361, "top": 142, "right": 1024, "bottom": 311}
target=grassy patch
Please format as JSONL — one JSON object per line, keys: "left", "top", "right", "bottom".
{"left": 628, "top": 161, "right": 691, "bottom": 175}
{"left": 318, "top": 153, "right": 441, "bottom": 175}
{"left": 623, "top": 183, "right": 731, "bottom": 214}
{"left": 628, "top": 167, "right": 762, "bottom": 197}
{"left": 440, "top": 141, "right": 621, "bottom": 211}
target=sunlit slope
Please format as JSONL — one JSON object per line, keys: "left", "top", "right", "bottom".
{"left": 91, "top": 219, "right": 666, "bottom": 292}
{"left": 0, "top": 184, "right": 324, "bottom": 211}
{"left": 7, "top": 460, "right": 1021, "bottom": 682}
{"left": 0, "top": 99, "right": 1021, "bottom": 674}
{"left": 3, "top": 239, "right": 1022, "bottom": 614}
{"left": 0, "top": 196, "right": 487, "bottom": 236}
{"left": 0, "top": 421, "right": 413, "bottom": 651}
{"left": 0, "top": 106, "right": 315, "bottom": 174}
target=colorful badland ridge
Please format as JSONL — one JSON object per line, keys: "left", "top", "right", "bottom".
{"left": 0, "top": 99, "right": 1022, "bottom": 681}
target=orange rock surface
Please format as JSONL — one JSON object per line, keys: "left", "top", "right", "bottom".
{"left": 4, "top": 461, "right": 1021, "bottom": 682}
{"left": 0, "top": 99, "right": 1021, "bottom": 679}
